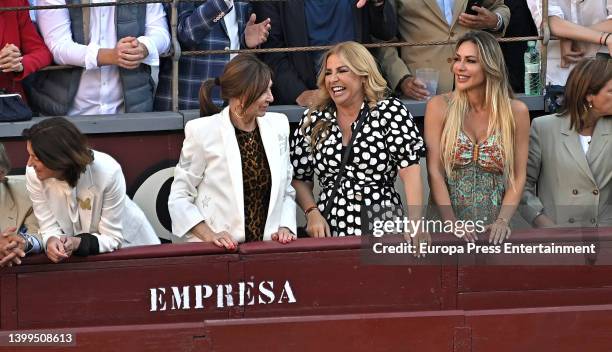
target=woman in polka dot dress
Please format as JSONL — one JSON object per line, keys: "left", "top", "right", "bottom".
{"left": 290, "top": 41, "right": 426, "bottom": 238}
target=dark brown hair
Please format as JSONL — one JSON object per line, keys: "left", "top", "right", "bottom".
{"left": 199, "top": 54, "right": 273, "bottom": 117}
{"left": 22, "top": 117, "right": 94, "bottom": 187}
{"left": 559, "top": 57, "right": 612, "bottom": 131}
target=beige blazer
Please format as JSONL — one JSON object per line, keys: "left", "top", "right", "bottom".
{"left": 0, "top": 177, "right": 39, "bottom": 238}
{"left": 521, "top": 114, "right": 612, "bottom": 227}
{"left": 378, "top": 0, "right": 510, "bottom": 93}
{"left": 168, "top": 108, "right": 297, "bottom": 243}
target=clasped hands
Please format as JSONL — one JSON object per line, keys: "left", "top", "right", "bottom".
{"left": 0, "top": 227, "right": 26, "bottom": 267}
{"left": 0, "top": 229, "right": 83, "bottom": 266}
{"left": 0, "top": 43, "right": 24, "bottom": 73}
{"left": 114, "top": 36, "right": 149, "bottom": 70}
{"left": 46, "top": 235, "right": 81, "bottom": 263}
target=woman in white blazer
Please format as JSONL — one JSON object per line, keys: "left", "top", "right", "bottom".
{"left": 23, "top": 117, "right": 160, "bottom": 263}
{"left": 521, "top": 58, "right": 612, "bottom": 227}
{"left": 168, "top": 54, "right": 297, "bottom": 249}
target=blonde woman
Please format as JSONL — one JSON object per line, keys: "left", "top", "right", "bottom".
{"left": 425, "top": 31, "right": 530, "bottom": 244}
{"left": 291, "top": 41, "right": 426, "bottom": 238}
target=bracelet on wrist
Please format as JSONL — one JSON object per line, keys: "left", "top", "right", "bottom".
{"left": 604, "top": 33, "right": 612, "bottom": 46}
{"left": 304, "top": 205, "right": 319, "bottom": 217}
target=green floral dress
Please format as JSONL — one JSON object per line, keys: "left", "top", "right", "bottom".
{"left": 444, "top": 131, "right": 506, "bottom": 225}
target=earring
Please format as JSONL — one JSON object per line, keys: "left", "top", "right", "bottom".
{"left": 231, "top": 107, "right": 244, "bottom": 120}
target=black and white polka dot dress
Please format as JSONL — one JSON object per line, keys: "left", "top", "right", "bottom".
{"left": 290, "top": 97, "right": 426, "bottom": 236}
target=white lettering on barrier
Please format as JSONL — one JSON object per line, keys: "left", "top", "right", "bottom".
{"left": 149, "top": 280, "right": 297, "bottom": 312}
{"left": 171, "top": 286, "right": 190, "bottom": 310}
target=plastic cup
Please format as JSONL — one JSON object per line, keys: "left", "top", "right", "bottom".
{"left": 415, "top": 68, "right": 439, "bottom": 98}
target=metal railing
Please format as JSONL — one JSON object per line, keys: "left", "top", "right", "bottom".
{"left": 1, "top": 0, "right": 549, "bottom": 113}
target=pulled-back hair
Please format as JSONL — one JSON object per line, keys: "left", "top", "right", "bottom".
{"left": 440, "top": 31, "right": 517, "bottom": 189}
{"left": 199, "top": 54, "right": 273, "bottom": 117}
{"left": 22, "top": 117, "right": 94, "bottom": 188}
{"left": 304, "top": 41, "right": 388, "bottom": 149}
{"left": 559, "top": 57, "right": 612, "bottom": 131}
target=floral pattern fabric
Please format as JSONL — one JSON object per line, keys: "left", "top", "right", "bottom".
{"left": 446, "top": 131, "right": 505, "bottom": 225}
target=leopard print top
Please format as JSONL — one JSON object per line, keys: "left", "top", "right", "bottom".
{"left": 234, "top": 126, "right": 271, "bottom": 242}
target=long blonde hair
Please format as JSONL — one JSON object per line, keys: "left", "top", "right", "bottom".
{"left": 440, "top": 31, "right": 517, "bottom": 188}
{"left": 303, "top": 41, "right": 388, "bottom": 149}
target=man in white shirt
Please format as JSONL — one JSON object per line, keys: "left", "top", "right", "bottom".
{"left": 32, "top": 0, "right": 171, "bottom": 116}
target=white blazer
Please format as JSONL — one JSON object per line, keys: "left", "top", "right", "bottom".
{"left": 26, "top": 150, "right": 160, "bottom": 252}
{"left": 168, "top": 108, "right": 297, "bottom": 243}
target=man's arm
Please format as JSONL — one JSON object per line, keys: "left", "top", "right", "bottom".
{"left": 486, "top": 0, "right": 510, "bottom": 34}
{"left": 254, "top": 1, "right": 310, "bottom": 105}
{"left": 366, "top": 0, "right": 398, "bottom": 41}
{"left": 37, "top": 0, "right": 112, "bottom": 68}
{"left": 137, "top": 3, "right": 171, "bottom": 67}
{"left": 176, "top": 0, "right": 233, "bottom": 48}
{"left": 549, "top": 16, "right": 612, "bottom": 44}
{"left": 458, "top": 0, "right": 511, "bottom": 36}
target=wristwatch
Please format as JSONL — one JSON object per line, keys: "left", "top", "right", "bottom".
{"left": 18, "top": 232, "right": 34, "bottom": 254}
{"left": 493, "top": 13, "right": 504, "bottom": 32}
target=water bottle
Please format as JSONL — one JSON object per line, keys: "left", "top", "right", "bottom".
{"left": 524, "top": 41, "right": 541, "bottom": 95}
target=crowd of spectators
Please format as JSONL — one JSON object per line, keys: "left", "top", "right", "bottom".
{"left": 0, "top": 0, "right": 608, "bottom": 115}
{"left": 0, "top": 1, "right": 611, "bottom": 265}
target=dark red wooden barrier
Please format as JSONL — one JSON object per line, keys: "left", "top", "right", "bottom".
{"left": 1, "top": 228, "right": 612, "bottom": 351}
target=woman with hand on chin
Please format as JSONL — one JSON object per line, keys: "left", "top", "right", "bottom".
{"left": 425, "top": 31, "right": 530, "bottom": 244}
{"left": 23, "top": 117, "right": 160, "bottom": 263}
{"left": 291, "top": 41, "right": 426, "bottom": 242}
{"left": 168, "top": 54, "right": 297, "bottom": 249}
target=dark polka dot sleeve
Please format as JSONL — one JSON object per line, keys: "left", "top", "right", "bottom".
{"left": 380, "top": 97, "right": 426, "bottom": 169}
{"left": 290, "top": 111, "right": 316, "bottom": 183}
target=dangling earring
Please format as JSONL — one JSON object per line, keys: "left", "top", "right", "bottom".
{"left": 231, "top": 105, "right": 245, "bottom": 120}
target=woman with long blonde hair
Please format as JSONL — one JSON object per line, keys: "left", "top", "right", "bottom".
{"left": 291, "top": 41, "right": 426, "bottom": 240}
{"left": 425, "top": 31, "right": 530, "bottom": 244}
